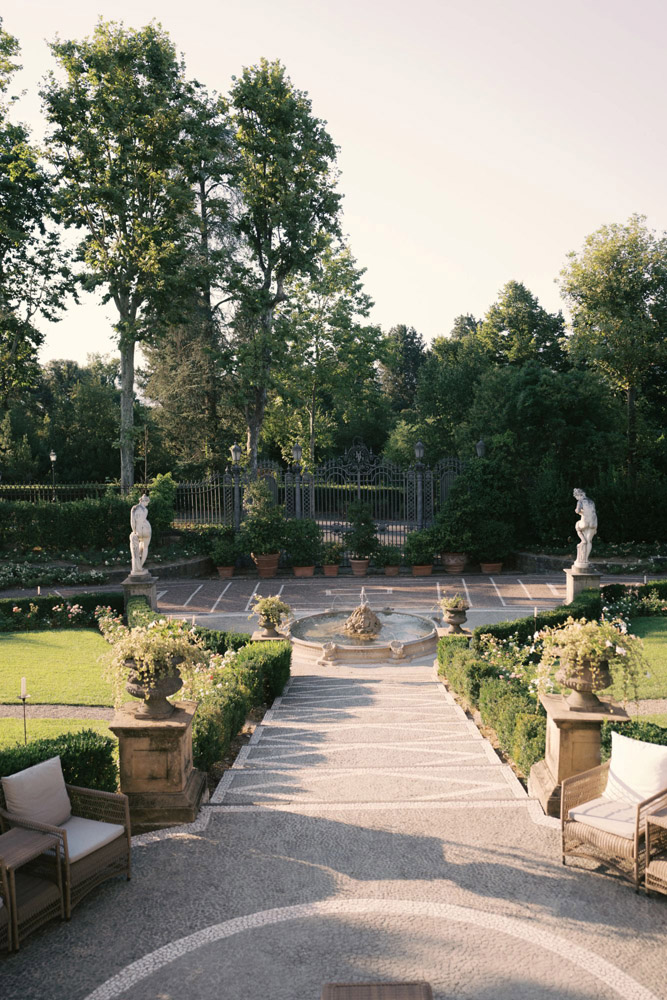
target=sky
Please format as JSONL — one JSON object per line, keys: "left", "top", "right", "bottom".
{"left": 5, "top": 0, "right": 667, "bottom": 364}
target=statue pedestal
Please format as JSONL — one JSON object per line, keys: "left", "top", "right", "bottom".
{"left": 564, "top": 566, "right": 601, "bottom": 605}
{"left": 122, "top": 572, "right": 158, "bottom": 612}
{"left": 528, "top": 693, "right": 628, "bottom": 817}
{"left": 109, "top": 701, "right": 207, "bottom": 832}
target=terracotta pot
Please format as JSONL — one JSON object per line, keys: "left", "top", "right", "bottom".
{"left": 216, "top": 565, "right": 234, "bottom": 579}
{"left": 556, "top": 656, "right": 613, "bottom": 711}
{"left": 293, "top": 565, "right": 315, "bottom": 578}
{"left": 479, "top": 562, "right": 502, "bottom": 574}
{"left": 125, "top": 660, "right": 182, "bottom": 720}
{"left": 383, "top": 565, "right": 400, "bottom": 576}
{"left": 411, "top": 564, "right": 433, "bottom": 577}
{"left": 252, "top": 552, "right": 280, "bottom": 578}
{"left": 444, "top": 609, "right": 468, "bottom": 634}
{"left": 349, "top": 557, "right": 370, "bottom": 577}
{"left": 441, "top": 552, "right": 467, "bottom": 575}
{"left": 323, "top": 564, "right": 340, "bottom": 577}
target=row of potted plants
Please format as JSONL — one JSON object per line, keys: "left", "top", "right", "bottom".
{"left": 209, "top": 485, "right": 514, "bottom": 580}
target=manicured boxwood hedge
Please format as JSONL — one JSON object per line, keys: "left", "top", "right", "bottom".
{"left": 126, "top": 595, "right": 251, "bottom": 653}
{"left": 600, "top": 719, "right": 667, "bottom": 759}
{"left": 0, "top": 729, "right": 118, "bottom": 792}
{"left": 0, "top": 497, "right": 132, "bottom": 550}
{"left": 0, "top": 591, "right": 124, "bottom": 632}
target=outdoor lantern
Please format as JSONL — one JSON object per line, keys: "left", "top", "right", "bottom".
{"left": 230, "top": 443, "right": 241, "bottom": 465}
{"left": 414, "top": 440, "right": 425, "bottom": 462}
{"left": 49, "top": 449, "right": 57, "bottom": 464}
{"left": 292, "top": 442, "right": 303, "bottom": 465}
{"left": 475, "top": 438, "right": 486, "bottom": 458}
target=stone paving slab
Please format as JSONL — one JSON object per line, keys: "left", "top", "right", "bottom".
{"left": 238, "top": 740, "right": 495, "bottom": 770}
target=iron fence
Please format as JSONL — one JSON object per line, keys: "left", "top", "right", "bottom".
{"left": 0, "top": 482, "right": 122, "bottom": 502}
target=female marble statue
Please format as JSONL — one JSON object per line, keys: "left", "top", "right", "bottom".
{"left": 129, "top": 494, "right": 152, "bottom": 576}
{"left": 573, "top": 488, "right": 597, "bottom": 569}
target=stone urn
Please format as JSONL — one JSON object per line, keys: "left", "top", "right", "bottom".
{"left": 442, "top": 552, "right": 467, "bottom": 575}
{"left": 556, "top": 656, "right": 613, "bottom": 711}
{"left": 258, "top": 615, "right": 279, "bottom": 638}
{"left": 125, "top": 659, "right": 183, "bottom": 720}
{"left": 444, "top": 609, "right": 468, "bottom": 634}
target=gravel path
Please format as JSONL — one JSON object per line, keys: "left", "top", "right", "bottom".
{"left": 0, "top": 704, "right": 113, "bottom": 720}
{"left": 2, "top": 653, "right": 666, "bottom": 1000}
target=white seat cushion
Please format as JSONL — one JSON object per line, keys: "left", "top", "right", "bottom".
{"left": 61, "top": 816, "right": 125, "bottom": 863}
{"left": 605, "top": 730, "right": 667, "bottom": 803}
{"left": 1, "top": 756, "right": 71, "bottom": 827}
{"left": 569, "top": 795, "right": 638, "bottom": 839}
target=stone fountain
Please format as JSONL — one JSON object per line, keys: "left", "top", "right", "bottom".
{"left": 289, "top": 589, "right": 437, "bottom": 665}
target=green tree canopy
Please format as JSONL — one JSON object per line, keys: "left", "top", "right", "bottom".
{"left": 378, "top": 324, "right": 426, "bottom": 414}
{"left": 559, "top": 214, "right": 667, "bottom": 484}
{"left": 41, "top": 19, "right": 199, "bottom": 489}
{"left": 476, "top": 280, "right": 566, "bottom": 368}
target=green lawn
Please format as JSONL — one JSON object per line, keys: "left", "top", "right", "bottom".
{"left": 0, "top": 717, "right": 114, "bottom": 749}
{"left": 608, "top": 617, "right": 667, "bottom": 701}
{"left": 0, "top": 630, "right": 113, "bottom": 705}
{"left": 636, "top": 713, "right": 667, "bottom": 727}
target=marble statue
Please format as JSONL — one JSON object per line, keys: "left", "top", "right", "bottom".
{"left": 572, "top": 488, "right": 597, "bottom": 570}
{"left": 130, "top": 494, "right": 152, "bottom": 577}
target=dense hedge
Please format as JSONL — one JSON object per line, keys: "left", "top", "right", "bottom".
{"left": 126, "top": 596, "right": 251, "bottom": 652}
{"left": 0, "top": 730, "right": 118, "bottom": 792}
{"left": 471, "top": 589, "right": 602, "bottom": 647}
{"left": 600, "top": 719, "right": 667, "bottom": 759}
{"left": 0, "top": 591, "right": 124, "bottom": 632}
{"left": 0, "top": 497, "right": 132, "bottom": 550}
{"left": 192, "top": 640, "right": 291, "bottom": 771}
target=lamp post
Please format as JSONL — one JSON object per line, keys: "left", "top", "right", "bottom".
{"left": 230, "top": 444, "right": 242, "bottom": 531}
{"left": 49, "top": 450, "right": 57, "bottom": 501}
{"left": 475, "top": 438, "right": 486, "bottom": 458}
{"left": 292, "top": 442, "right": 303, "bottom": 519}
{"left": 414, "top": 440, "right": 425, "bottom": 529}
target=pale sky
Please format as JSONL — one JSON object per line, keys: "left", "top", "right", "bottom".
{"left": 5, "top": 0, "right": 667, "bottom": 363}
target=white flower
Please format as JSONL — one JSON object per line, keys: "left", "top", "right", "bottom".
{"left": 605, "top": 639, "right": 613, "bottom": 647}
{"left": 615, "top": 646, "right": 626, "bottom": 656}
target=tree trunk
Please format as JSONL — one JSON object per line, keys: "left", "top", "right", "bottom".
{"left": 246, "top": 385, "right": 266, "bottom": 473}
{"left": 626, "top": 384, "right": 637, "bottom": 489}
{"left": 199, "top": 173, "right": 219, "bottom": 470}
{"left": 309, "top": 382, "right": 316, "bottom": 464}
{"left": 119, "top": 338, "right": 135, "bottom": 492}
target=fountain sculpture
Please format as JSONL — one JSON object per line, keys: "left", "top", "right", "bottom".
{"left": 289, "top": 588, "right": 437, "bottom": 665}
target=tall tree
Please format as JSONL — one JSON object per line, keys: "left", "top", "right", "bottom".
{"left": 378, "top": 324, "right": 426, "bottom": 414}
{"left": 0, "top": 18, "right": 71, "bottom": 413}
{"left": 41, "top": 20, "right": 198, "bottom": 489}
{"left": 272, "top": 239, "right": 379, "bottom": 463}
{"left": 476, "top": 280, "right": 566, "bottom": 369}
{"left": 560, "top": 215, "right": 667, "bottom": 485}
{"left": 226, "top": 58, "right": 341, "bottom": 469}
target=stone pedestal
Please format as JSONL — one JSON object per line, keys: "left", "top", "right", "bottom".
{"left": 563, "top": 566, "right": 601, "bottom": 605}
{"left": 122, "top": 572, "right": 158, "bottom": 612}
{"left": 528, "top": 693, "right": 629, "bottom": 817}
{"left": 109, "top": 700, "right": 207, "bottom": 831}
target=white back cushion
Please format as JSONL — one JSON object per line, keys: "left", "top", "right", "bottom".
{"left": 605, "top": 730, "right": 667, "bottom": 804}
{"left": 1, "top": 755, "right": 71, "bottom": 826}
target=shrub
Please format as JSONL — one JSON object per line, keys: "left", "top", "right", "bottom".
{"left": 478, "top": 678, "right": 539, "bottom": 753}
{"left": 471, "top": 519, "right": 515, "bottom": 563}
{"left": 471, "top": 589, "right": 602, "bottom": 648}
{"left": 191, "top": 672, "right": 249, "bottom": 771}
{"left": 346, "top": 500, "right": 378, "bottom": 558}
{"left": 437, "top": 637, "right": 498, "bottom": 707}
{"left": 322, "top": 541, "right": 343, "bottom": 565}
{"left": 193, "top": 625, "right": 252, "bottom": 654}
{"left": 284, "top": 518, "right": 323, "bottom": 565}
{"left": 209, "top": 526, "right": 238, "bottom": 566}
{"left": 126, "top": 596, "right": 159, "bottom": 628}
{"left": 0, "top": 730, "right": 118, "bottom": 792}
{"left": 0, "top": 497, "right": 132, "bottom": 550}
{"left": 0, "top": 591, "right": 124, "bottom": 632}
{"left": 374, "top": 544, "right": 402, "bottom": 568}
{"left": 600, "top": 719, "right": 667, "bottom": 760}
{"left": 403, "top": 529, "right": 436, "bottom": 566}
{"left": 234, "top": 640, "right": 292, "bottom": 703}
{"left": 512, "top": 712, "right": 547, "bottom": 775}
{"left": 239, "top": 479, "right": 286, "bottom": 555}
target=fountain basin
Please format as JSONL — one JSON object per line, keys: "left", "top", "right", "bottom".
{"left": 289, "top": 610, "right": 438, "bottom": 664}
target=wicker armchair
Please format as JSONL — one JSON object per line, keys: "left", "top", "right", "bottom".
{"left": 561, "top": 761, "right": 667, "bottom": 890}
{"left": 0, "top": 780, "right": 131, "bottom": 919}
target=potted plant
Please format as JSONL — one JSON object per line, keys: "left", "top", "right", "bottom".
{"left": 210, "top": 526, "right": 238, "bottom": 578}
{"left": 100, "top": 619, "right": 207, "bottom": 719}
{"left": 239, "top": 479, "right": 286, "bottom": 579}
{"left": 439, "top": 593, "right": 470, "bottom": 634}
{"left": 538, "top": 616, "right": 644, "bottom": 710}
{"left": 322, "top": 541, "right": 344, "bottom": 577}
{"left": 432, "top": 513, "right": 472, "bottom": 575}
{"left": 284, "top": 518, "right": 323, "bottom": 577}
{"left": 346, "top": 500, "right": 378, "bottom": 577}
{"left": 403, "top": 529, "right": 435, "bottom": 576}
{"left": 374, "top": 544, "right": 402, "bottom": 576}
{"left": 251, "top": 594, "right": 292, "bottom": 638}
{"left": 472, "top": 519, "right": 514, "bottom": 574}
